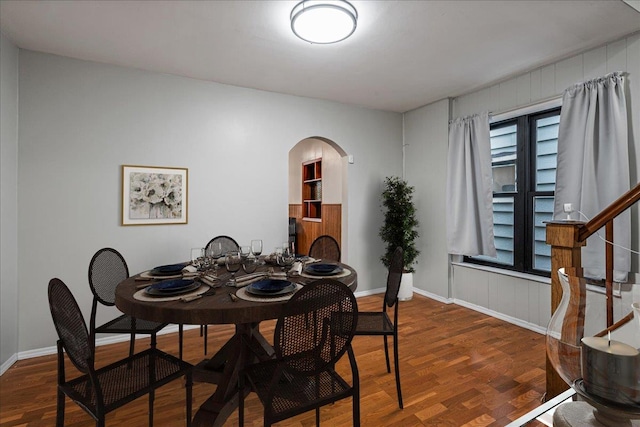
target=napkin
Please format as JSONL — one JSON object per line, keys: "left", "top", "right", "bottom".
{"left": 234, "top": 272, "right": 268, "bottom": 287}
{"left": 289, "top": 261, "right": 303, "bottom": 276}
{"left": 199, "top": 275, "right": 218, "bottom": 287}
{"left": 182, "top": 264, "right": 199, "bottom": 277}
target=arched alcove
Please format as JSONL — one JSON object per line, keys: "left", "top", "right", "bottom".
{"left": 288, "top": 137, "right": 348, "bottom": 259}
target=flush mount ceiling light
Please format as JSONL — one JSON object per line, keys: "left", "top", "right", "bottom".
{"left": 291, "top": 0, "right": 358, "bottom": 44}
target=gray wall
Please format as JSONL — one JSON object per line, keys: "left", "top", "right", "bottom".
{"left": 403, "top": 99, "right": 451, "bottom": 301}
{"left": 4, "top": 30, "right": 639, "bottom": 367}
{"left": 1, "top": 32, "right": 19, "bottom": 371}
{"left": 14, "top": 51, "right": 402, "bottom": 354}
{"left": 449, "top": 32, "right": 640, "bottom": 331}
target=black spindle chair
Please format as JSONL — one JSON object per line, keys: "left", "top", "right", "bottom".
{"left": 308, "top": 235, "right": 341, "bottom": 262}
{"left": 354, "top": 246, "right": 404, "bottom": 408}
{"left": 239, "top": 279, "right": 360, "bottom": 427}
{"left": 48, "top": 278, "right": 193, "bottom": 427}
{"left": 88, "top": 248, "right": 184, "bottom": 358}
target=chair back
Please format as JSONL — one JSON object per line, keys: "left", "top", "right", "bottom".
{"left": 384, "top": 247, "right": 404, "bottom": 308}
{"left": 48, "top": 278, "right": 92, "bottom": 374}
{"left": 205, "top": 235, "right": 240, "bottom": 254}
{"left": 88, "top": 247, "right": 129, "bottom": 306}
{"left": 274, "top": 279, "right": 357, "bottom": 376}
{"left": 308, "top": 235, "right": 341, "bottom": 261}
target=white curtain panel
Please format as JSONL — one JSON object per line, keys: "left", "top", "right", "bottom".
{"left": 554, "top": 72, "right": 630, "bottom": 281}
{"left": 446, "top": 112, "right": 496, "bottom": 257}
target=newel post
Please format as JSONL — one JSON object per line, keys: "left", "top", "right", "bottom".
{"left": 544, "top": 220, "right": 586, "bottom": 399}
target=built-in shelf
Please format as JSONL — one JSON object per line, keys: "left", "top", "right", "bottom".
{"left": 302, "top": 158, "right": 322, "bottom": 220}
{"left": 302, "top": 217, "right": 322, "bottom": 223}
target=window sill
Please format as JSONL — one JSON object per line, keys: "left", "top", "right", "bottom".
{"left": 451, "top": 261, "right": 551, "bottom": 284}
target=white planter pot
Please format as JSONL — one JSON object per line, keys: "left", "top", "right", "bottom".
{"left": 398, "top": 272, "right": 413, "bottom": 301}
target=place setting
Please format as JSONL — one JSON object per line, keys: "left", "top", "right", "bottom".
{"left": 299, "top": 261, "right": 351, "bottom": 279}
{"left": 133, "top": 277, "right": 212, "bottom": 302}
{"left": 235, "top": 278, "right": 303, "bottom": 303}
{"left": 137, "top": 262, "right": 193, "bottom": 280}
{"left": 133, "top": 262, "right": 215, "bottom": 302}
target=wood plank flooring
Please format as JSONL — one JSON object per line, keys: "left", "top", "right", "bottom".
{"left": 0, "top": 294, "right": 548, "bottom": 426}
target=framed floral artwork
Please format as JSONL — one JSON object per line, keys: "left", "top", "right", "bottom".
{"left": 121, "top": 165, "right": 188, "bottom": 225}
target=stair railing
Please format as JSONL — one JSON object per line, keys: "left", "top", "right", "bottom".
{"left": 544, "top": 182, "right": 640, "bottom": 399}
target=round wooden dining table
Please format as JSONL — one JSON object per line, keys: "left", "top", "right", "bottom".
{"left": 115, "top": 260, "right": 357, "bottom": 427}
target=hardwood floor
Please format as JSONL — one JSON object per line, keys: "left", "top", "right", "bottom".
{"left": 0, "top": 294, "right": 548, "bottom": 426}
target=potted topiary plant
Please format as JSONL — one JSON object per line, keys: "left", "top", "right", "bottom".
{"left": 379, "top": 176, "right": 420, "bottom": 300}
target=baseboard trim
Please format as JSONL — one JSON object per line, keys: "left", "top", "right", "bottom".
{"left": 355, "top": 287, "right": 544, "bottom": 334}
{"left": 1, "top": 324, "right": 201, "bottom": 375}
{"left": 0, "top": 353, "right": 18, "bottom": 376}
{"left": 1, "top": 294, "right": 546, "bottom": 376}
{"left": 355, "top": 287, "right": 454, "bottom": 304}
{"left": 353, "top": 288, "right": 385, "bottom": 297}
{"left": 413, "top": 288, "right": 453, "bottom": 304}
{"left": 453, "top": 299, "right": 547, "bottom": 335}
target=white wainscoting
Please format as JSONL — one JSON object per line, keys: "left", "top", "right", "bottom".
{"left": 451, "top": 263, "right": 551, "bottom": 330}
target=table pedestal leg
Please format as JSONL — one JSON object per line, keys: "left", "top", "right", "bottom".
{"left": 192, "top": 322, "right": 274, "bottom": 427}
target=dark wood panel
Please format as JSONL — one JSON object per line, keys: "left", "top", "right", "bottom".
{"left": 288, "top": 204, "right": 302, "bottom": 219}
{"left": 289, "top": 204, "right": 342, "bottom": 256}
{"left": 321, "top": 204, "right": 341, "bottom": 245}
{"left": 299, "top": 219, "right": 322, "bottom": 255}
{"left": 0, "top": 295, "right": 547, "bottom": 426}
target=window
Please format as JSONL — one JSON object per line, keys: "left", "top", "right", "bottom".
{"left": 466, "top": 108, "right": 561, "bottom": 277}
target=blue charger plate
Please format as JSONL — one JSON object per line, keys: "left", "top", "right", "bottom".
{"left": 247, "top": 279, "right": 296, "bottom": 296}
{"left": 304, "top": 263, "right": 342, "bottom": 276}
{"left": 145, "top": 279, "right": 198, "bottom": 296}
{"left": 150, "top": 263, "right": 187, "bottom": 276}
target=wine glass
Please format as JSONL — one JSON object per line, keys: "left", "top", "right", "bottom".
{"left": 251, "top": 239, "right": 263, "bottom": 264}
{"left": 242, "top": 256, "right": 258, "bottom": 274}
{"left": 203, "top": 243, "right": 217, "bottom": 275}
{"left": 225, "top": 251, "right": 241, "bottom": 286}
{"left": 239, "top": 245, "right": 254, "bottom": 272}
{"left": 208, "top": 242, "right": 223, "bottom": 276}
{"left": 239, "top": 245, "right": 251, "bottom": 261}
{"left": 274, "top": 246, "right": 283, "bottom": 261}
{"left": 200, "top": 250, "right": 211, "bottom": 270}
{"left": 283, "top": 241, "right": 297, "bottom": 259}
{"left": 277, "top": 248, "right": 295, "bottom": 274}
{"left": 208, "top": 242, "right": 223, "bottom": 260}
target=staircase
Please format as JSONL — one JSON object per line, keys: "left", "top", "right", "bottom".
{"left": 545, "top": 182, "right": 640, "bottom": 399}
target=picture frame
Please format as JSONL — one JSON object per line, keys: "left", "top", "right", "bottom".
{"left": 121, "top": 165, "right": 188, "bottom": 226}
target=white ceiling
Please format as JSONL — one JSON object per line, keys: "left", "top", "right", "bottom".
{"left": 1, "top": 0, "right": 639, "bottom": 113}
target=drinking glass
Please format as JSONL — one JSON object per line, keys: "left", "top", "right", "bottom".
{"left": 191, "top": 248, "right": 204, "bottom": 270}
{"left": 251, "top": 239, "right": 263, "bottom": 264}
{"left": 242, "top": 256, "right": 258, "bottom": 274}
{"left": 201, "top": 250, "right": 211, "bottom": 270}
{"left": 225, "top": 251, "right": 241, "bottom": 286}
{"left": 277, "top": 248, "right": 295, "bottom": 273}
{"left": 208, "top": 242, "right": 223, "bottom": 276}
{"left": 240, "top": 245, "right": 251, "bottom": 260}
{"left": 208, "top": 242, "right": 223, "bottom": 260}
{"left": 272, "top": 246, "right": 283, "bottom": 267}
{"left": 283, "top": 241, "right": 296, "bottom": 258}
{"left": 205, "top": 246, "right": 214, "bottom": 270}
